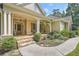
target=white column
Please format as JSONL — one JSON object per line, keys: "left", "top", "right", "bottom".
{"left": 49, "top": 22, "right": 52, "bottom": 32}
{"left": 1, "top": 11, "right": 3, "bottom": 35}
{"left": 3, "top": 11, "right": 7, "bottom": 35}
{"left": 11, "top": 15, "right": 13, "bottom": 35}
{"left": 36, "top": 19, "right": 40, "bottom": 33}
{"left": 8, "top": 12, "right": 12, "bottom": 35}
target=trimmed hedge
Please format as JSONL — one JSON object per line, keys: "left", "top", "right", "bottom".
{"left": 33, "top": 32, "right": 41, "bottom": 42}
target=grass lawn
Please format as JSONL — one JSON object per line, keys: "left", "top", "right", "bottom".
{"left": 67, "top": 43, "right": 79, "bottom": 56}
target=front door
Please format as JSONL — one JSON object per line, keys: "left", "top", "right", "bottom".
{"left": 14, "top": 22, "right": 23, "bottom": 35}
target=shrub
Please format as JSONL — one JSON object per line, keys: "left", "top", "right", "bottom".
{"left": 47, "top": 32, "right": 54, "bottom": 40}
{"left": 75, "top": 30, "right": 79, "bottom": 36}
{"left": 47, "top": 32, "right": 65, "bottom": 40}
{"left": 47, "top": 32, "right": 57, "bottom": 40}
{"left": 53, "top": 32, "right": 61, "bottom": 39}
{"left": 60, "top": 29, "right": 70, "bottom": 38}
{"left": 69, "top": 31, "right": 76, "bottom": 38}
{"left": 33, "top": 32, "right": 41, "bottom": 42}
{"left": 58, "top": 35, "right": 66, "bottom": 40}
{"left": 48, "top": 32, "right": 54, "bottom": 36}
{"left": 2, "top": 36, "right": 17, "bottom": 51}
{"left": 47, "top": 34, "right": 54, "bottom": 40}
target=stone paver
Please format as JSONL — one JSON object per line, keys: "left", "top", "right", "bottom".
{"left": 19, "top": 37, "right": 79, "bottom": 56}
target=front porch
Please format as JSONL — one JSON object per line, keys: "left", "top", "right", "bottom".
{"left": 0, "top": 4, "right": 71, "bottom": 36}
{"left": 0, "top": 11, "right": 53, "bottom": 36}
{"left": 12, "top": 12, "right": 52, "bottom": 36}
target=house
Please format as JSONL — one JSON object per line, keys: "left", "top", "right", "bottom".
{"left": 0, "top": 3, "right": 72, "bottom": 36}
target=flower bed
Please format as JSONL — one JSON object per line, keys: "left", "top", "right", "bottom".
{"left": 33, "top": 29, "right": 79, "bottom": 47}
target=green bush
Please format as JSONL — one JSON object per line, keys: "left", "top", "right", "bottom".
{"left": 33, "top": 32, "right": 41, "bottom": 42}
{"left": 60, "top": 29, "right": 70, "bottom": 38}
{"left": 47, "top": 32, "right": 65, "bottom": 40}
{"left": 47, "top": 32, "right": 57, "bottom": 40}
{"left": 2, "top": 36, "right": 17, "bottom": 51}
{"left": 69, "top": 31, "right": 76, "bottom": 38}
{"left": 75, "top": 30, "right": 79, "bottom": 36}
{"left": 48, "top": 32, "right": 54, "bottom": 36}
{"left": 47, "top": 32, "right": 54, "bottom": 40}
{"left": 53, "top": 32, "right": 61, "bottom": 39}
{"left": 47, "top": 34, "right": 54, "bottom": 40}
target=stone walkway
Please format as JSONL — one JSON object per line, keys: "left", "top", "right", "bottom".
{"left": 19, "top": 37, "right": 79, "bottom": 56}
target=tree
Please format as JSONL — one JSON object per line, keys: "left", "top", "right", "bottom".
{"left": 48, "top": 9, "right": 62, "bottom": 17}
{"left": 62, "top": 11, "right": 66, "bottom": 17}
{"left": 48, "top": 9, "right": 66, "bottom": 18}
{"left": 66, "top": 3, "right": 79, "bottom": 30}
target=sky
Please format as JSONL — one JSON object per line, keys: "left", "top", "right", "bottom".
{"left": 40, "top": 3, "right": 68, "bottom": 16}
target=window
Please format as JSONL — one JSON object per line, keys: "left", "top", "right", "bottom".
{"left": 17, "top": 24, "right": 22, "bottom": 31}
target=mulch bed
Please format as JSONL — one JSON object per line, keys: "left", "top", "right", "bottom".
{"left": 37, "top": 39, "right": 67, "bottom": 47}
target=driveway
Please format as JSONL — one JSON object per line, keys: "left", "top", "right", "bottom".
{"left": 19, "top": 37, "right": 79, "bottom": 56}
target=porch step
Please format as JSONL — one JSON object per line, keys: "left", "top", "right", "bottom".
{"left": 17, "top": 38, "right": 33, "bottom": 44}
{"left": 15, "top": 36, "right": 33, "bottom": 40}
{"left": 18, "top": 41, "right": 35, "bottom": 47}
{"left": 16, "top": 36, "right": 35, "bottom": 48}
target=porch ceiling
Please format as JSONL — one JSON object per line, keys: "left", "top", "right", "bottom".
{"left": 12, "top": 12, "right": 37, "bottom": 21}
{"left": 3, "top": 4, "right": 48, "bottom": 20}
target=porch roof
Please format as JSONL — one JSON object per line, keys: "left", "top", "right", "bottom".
{"left": 3, "top": 3, "right": 72, "bottom": 23}
{"left": 3, "top": 4, "right": 47, "bottom": 20}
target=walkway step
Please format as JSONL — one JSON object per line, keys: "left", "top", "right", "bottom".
{"left": 17, "top": 38, "right": 33, "bottom": 43}
{"left": 18, "top": 40, "right": 33, "bottom": 44}
{"left": 18, "top": 41, "right": 35, "bottom": 48}
{"left": 16, "top": 36, "right": 34, "bottom": 48}
{"left": 16, "top": 36, "right": 33, "bottom": 40}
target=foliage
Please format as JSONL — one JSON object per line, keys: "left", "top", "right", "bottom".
{"left": 48, "top": 32, "right": 54, "bottom": 35}
{"left": 47, "top": 32, "right": 57, "bottom": 40}
{"left": 60, "top": 29, "right": 77, "bottom": 38}
{"left": 69, "top": 31, "right": 76, "bottom": 38}
{"left": 60, "top": 29, "right": 70, "bottom": 38}
{"left": 53, "top": 32, "right": 62, "bottom": 39}
{"left": 2, "top": 36, "right": 17, "bottom": 51}
{"left": 48, "top": 9, "right": 66, "bottom": 18}
{"left": 75, "top": 29, "right": 79, "bottom": 36}
{"left": 33, "top": 32, "right": 41, "bottom": 42}
{"left": 66, "top": 3, "right": 79, "bottom": 30}
{"left": 47, "top": 32, "right": 67, "bottom": 40}
{"left": 47, "top": 29, "right": 78, "bottom": 41}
